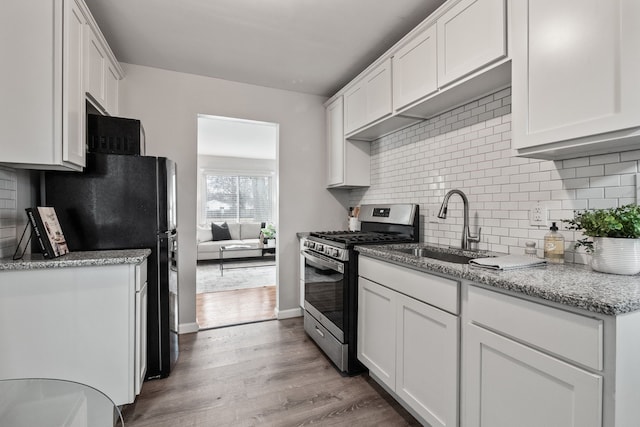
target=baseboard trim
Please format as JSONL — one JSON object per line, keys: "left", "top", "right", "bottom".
{"left": 275, "top": 307, "right": 302, "bottom": 319}
{"left": 178, "top": 322, "right": 200, "bottom": 334}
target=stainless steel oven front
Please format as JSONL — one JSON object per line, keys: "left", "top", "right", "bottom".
{"left": 302, "top": 249, "right": 349, "bottom": 371}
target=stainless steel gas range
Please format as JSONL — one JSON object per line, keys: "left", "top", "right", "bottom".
{"left": 302, "top": 204, "right": 419, "bottom": 375}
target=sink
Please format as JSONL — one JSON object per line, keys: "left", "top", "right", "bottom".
{"left": 396, "top": 247, "right": 476, "bottom": 264}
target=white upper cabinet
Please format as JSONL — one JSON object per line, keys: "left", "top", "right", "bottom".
{"left": 0, "top": 0, "right": 122, "bottom": 171}
{"left": 336, "top": 0, "right": 509, "bottom": 142}
{"left": 105, "top": 62, "right": 120, "bottom": 115}
{"left": 1, "top": 0, "right": 87, "bottom": 171}
{"left": 512, "top": 0, "right": 640, "bottom": 160}
{"left": 63, "top": 0, "right": 88, "bottom": 168}
{"left": 437, "top": 0, "right": 507, "bottom": 87}
{"left": 344, "top": 58, "right": 392, "bottom": 135}
{"left": 326, "top": 97, "right": 370, "bottom": 188}
{"left": 86, "top": 28, "right": 107, "bottom": 111}
{"left": 327, "top": 97, "right": 345, "bottom": 186}
{"left": 85, "top": 18, "right": 122, "bottom": 116}
{"left": 392, "top": 24, "right": 438, "bottom": 112}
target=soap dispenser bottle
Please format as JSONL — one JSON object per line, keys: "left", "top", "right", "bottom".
{"left": 544, "top": 222, "right": 565, "bottom": 264}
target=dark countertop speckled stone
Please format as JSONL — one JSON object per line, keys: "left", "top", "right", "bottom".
{"left": 356, "top": 243, "right": 640, "bottom": 316}
{"left": 0, "top": 249, "right": 151, "bottom": 271}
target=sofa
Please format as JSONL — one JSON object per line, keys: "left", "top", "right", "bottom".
{"left": 197, "top": 222, "right": 266, "bottom": 261}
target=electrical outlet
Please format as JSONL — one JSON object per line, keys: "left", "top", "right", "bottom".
{"left": 530, "top": 202, "right": 548, "bottom": 226}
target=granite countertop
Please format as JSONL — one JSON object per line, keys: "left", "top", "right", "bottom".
{"left": 356, "top": 243, "right": 640, "bottom": 316}
{"left": 0, "top": 249, "right": 151, "bottom": 271}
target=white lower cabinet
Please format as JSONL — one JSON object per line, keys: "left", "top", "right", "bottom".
{"left": 358, "top": 278, "right": 396, "bottom": 388}
{"left": 358, "top": 257, "right": 459, "bottom": 427}
{"left": 396, "top": 293, "right": 458, "bottom": 427}
{"left": 359, "top": 256, "right": 640, "bottom": 426}
{"left": 135, "top": 275, "right": 148, "bottom": 396}
{"left": 463, "top": 323, "right": 602, "bottom": 427}
{"left": 462, "top": 285, "right": 603, "bottom": 427}
{"left": 0, "top": 259, "right": 148, "bottom": 406}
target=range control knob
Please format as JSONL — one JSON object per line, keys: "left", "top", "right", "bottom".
{"left": 316, "top": 244, "right": 324, "bottom": 251}
{"left": 332, "top": 248, "right": 340, "bottom": 257}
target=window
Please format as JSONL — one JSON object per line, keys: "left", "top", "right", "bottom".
{"left": 202, "top": 172, "right": 273, "bottom": 223}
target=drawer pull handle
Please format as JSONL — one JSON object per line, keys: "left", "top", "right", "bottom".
{"left": 315, "top": 326, "right": 325, "bottom": 338}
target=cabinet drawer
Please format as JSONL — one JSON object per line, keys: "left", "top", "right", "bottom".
{"left": 467, "top": 286, "right": 603, "bottom": 370}
{"left": 359, "top": 256, "right": 459, "bottom": 314}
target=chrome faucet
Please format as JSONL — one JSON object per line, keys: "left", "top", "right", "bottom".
{"left": 437, "top": 189, "right": 481, "bottom": 250}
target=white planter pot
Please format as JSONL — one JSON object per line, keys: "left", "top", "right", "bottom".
{"left": 591, "top": 237, "right": 640, "bottom": 275}
{"left": 266, "top": 239, "right": 276, "bottom": 248}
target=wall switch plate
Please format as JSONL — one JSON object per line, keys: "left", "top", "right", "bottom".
{"left": 530, "top": 202, "right": 548, "bottom": 226}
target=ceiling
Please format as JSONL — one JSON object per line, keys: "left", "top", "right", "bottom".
{"left": 84, "top": 0, "right": 446, "bottom": 97}
{"left": 197, "top": 115, "right": 277, "bottom": 159}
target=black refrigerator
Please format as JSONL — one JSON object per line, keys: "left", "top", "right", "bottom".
{"left": 44, "top": 152, "right": 179, "bottom": 380}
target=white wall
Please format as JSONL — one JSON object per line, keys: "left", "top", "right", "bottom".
{"left": 350, "top": 87, "right": 638, "bottom": 264}
{"left": 119, "top": 64, "right": 349, "bottom": 332}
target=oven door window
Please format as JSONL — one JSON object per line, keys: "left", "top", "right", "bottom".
{"left": 304, "top": 255, "right": 344, "bottom": 331}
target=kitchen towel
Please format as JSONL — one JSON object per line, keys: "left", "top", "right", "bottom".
{"left": 469, "top": 254, "right": 546, "bottom": 271}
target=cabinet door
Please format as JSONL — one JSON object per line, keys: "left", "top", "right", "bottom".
{"left": 364, "top": 58, "right": 392, "bottom": 124}
{"left": 86, "top": 28, "right": 106, "bottom": 108}
{"left": 463, "top": 324, "right": 602, "bottom": 427}
{"left": 105, "top": 62, "right": 119, "bottom": 115}
{"left": 344, "top": 83, "right": 366, "bottom": 134}
{"left": 344, "top": 59, "right": 392, "bottom": 135}
{"left": 437, "top": 0, "right": 506, "bottom": 87}
{"left": 393, "top": 25, "right": 438, "bottom": 112}
{"left": 63, "top": 0, "right": 86, "bottom": 168}
{"left": 511, "top": 0, "right": 640, "bottom": 152}
{"left": 326, "top": 97, "right": 345, "bottom": 186}
{"left": 396, "top": 294, "right": 458, "bottom": 427}
{"left": 135, "top": 282, "right": 148, "bottom": 395}
{"left": 299, "top": 239, "right": 306, "bottom": 308}
{"left": 357, "top": 277, "right": 396, "bottom": 389}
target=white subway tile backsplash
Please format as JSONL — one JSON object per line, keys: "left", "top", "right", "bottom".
{"left": 349, "top": 88, "right": 638, "bottom": 263}
{"left": 576, "top": 188, "right": 605, "bottom": 199}
{"left": 0, "top": 167, "right": 17, "bottom": 259}
{"left": 563, "top": 157, "right": 590, "bottom": 168}
{"left": 605, "top": 162, "right": 637, "bottom": 175}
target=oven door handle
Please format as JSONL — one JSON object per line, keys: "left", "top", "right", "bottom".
{"left": 302, "top": 250, "right": 344, "bottom": 274}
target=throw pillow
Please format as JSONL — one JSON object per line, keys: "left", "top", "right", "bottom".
{"left": 211, "top": 222, "right": 232, "bottom": 241}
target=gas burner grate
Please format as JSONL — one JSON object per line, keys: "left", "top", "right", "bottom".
{"left": 310, "top": 230, "right": 411, "bottom": 245}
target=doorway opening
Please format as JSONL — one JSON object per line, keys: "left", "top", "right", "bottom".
{"left": 195, "top": 114, "right": 278, "bottom": 330}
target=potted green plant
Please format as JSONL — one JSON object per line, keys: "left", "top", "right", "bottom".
{"left": 564, "top": 204, "right": 640, "bottom": 275}
{"left": 261, "top": 224, "right": 276, "bottom": 248}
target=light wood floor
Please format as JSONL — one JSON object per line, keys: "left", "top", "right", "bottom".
{"left": 121, "top": 318, "right": 420, "bottom": 427}
{"left": 196, "top": 286, "right": 277, "bottom": 330}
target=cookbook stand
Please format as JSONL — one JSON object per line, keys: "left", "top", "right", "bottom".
{"left": 12, "top": 223, "right": 31, "bottom": 260}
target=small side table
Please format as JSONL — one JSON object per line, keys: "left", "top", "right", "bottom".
{"left": 219, "top": 244, "right": 254, "bottom": 276}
